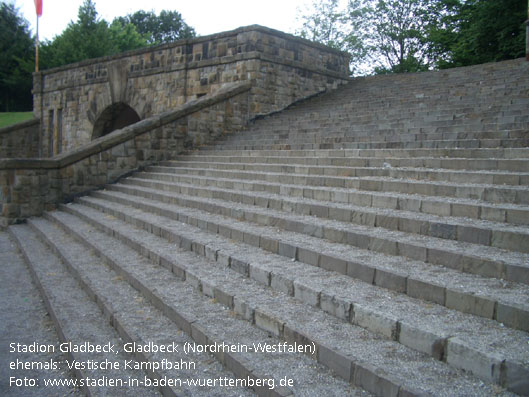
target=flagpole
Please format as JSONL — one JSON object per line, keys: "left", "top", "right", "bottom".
{"left": 526, "top": 0, "right": 529, "bottom": 61}
{"left": 35, "top": 14, "right": 39, "bottom": 72}
{"left": 34, "top": 0, "right": 42, "bottom": 72}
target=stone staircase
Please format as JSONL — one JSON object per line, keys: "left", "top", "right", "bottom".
{"left": 8, "top": 58, "right": 529, "bottom": 396}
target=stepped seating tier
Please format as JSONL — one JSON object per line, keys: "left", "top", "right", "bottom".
{"left": 8, "top": 58, "right": 529, "bottom": 396}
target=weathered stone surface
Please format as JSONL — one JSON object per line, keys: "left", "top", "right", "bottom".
{"left": 33, "top": 25, "right": 349, "bottom": 155}
{"left": 446, "top": 338, "right": 502, "bottom": 384}
{"left": 0, "top": 83, "right": 252, "bottom": 226}
{"left": 3, "top": 37, "right": 529, "bottom": 397}
{"left": 0, "top": 119, "right": 40, "bottom": 158}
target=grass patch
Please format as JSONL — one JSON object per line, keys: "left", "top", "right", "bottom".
{"left": 0, "top": 112, "right": 34, "bottom": 129}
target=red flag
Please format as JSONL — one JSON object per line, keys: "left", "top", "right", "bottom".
{"left": 34, "top": 0, "right": 42, "bottom": 17}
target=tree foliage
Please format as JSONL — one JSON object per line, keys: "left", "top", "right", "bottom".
{"left": 40, "top": 0, "right": 147, "bottom": 69}
{"left": 114, "top": 10, "right": 196, "bottom": 45}
{"left": 297, "top": 0, "right": 369, "bottom": 75}
{"left": 441, "top": 0, "right": 527, "bottom": 67}
{"left": 364, "top": 0, "right": 436, "bottom": 73}
{"left": 297, "top": 0, "right": 347, "bottom": 50}
{"left": 0, "top": 2, "right": 34, "bottom": 111}
{"left": 297, "top": 0, "right": 527, "bottom": 75}
{"left": 0, "top": 0, "right": 197, "bottom": 111}
{"left": 40, "top": 1, "right": 196, "bottom": 69}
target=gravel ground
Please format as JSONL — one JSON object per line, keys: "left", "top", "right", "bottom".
{"left": 0, "top": 231, "right": 81, "bottom": 396}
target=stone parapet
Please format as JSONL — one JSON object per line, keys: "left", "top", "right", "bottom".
{"left": 33, "top": 25, "right": 350, "bottom": 154}
{"left": 0, "top": 118, "right": 40, "bottom": 158}
{"left": 1, "top": 82, "right": 251, "bottom": 227}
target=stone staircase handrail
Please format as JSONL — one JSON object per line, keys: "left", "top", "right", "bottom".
{"left": 0, "top": 81, "right": 252, "bottom": 227}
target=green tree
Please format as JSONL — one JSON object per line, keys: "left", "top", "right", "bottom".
{"left": 0, "top": 2, "right": 34, "bottom": 111}
{"left": 114, "top": 10, "right": 196, "bottom": 45}
{"left": 363, "top": 0, "right": 435, "bottom": 74}
{"left": 297, "top": 0, "right": 369, "bottom": 75}
{"left": 297, "top": 0, "right": 347, "bottom": 50}
{"left": 42, "top": 0, "right": 113, "bottom": 67}
{"left": 297, "top": 0, "right": 526, "bottom": 75}
{"left": 108, "top": 19, "right": 148, "bottom": 54}
{"left": 420, "top": 0, "right": 462, "bottom": 69}
{"left": 297, "top": 0, "right": 439, "bottom": 75}
{"left": 444, "top": 0, "right": 526, "bottom": 67}
{"left": 40, "top": 0, "right": 147, "bottom": 69}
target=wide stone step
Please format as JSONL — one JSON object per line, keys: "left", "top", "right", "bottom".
{"left": 253, "top": 103, "right": 529, "bottom": 117}
{"left": 196, "top": 147, "right": 529, "bottom": 160}
{"left": 162, "top": 160, "right": 529, "bottom": 186}
{"left": 211, "top": 138, "right": 529, "bottom": 151}
{"left": 249, "top": 103, "right": 529, "bottom": 119}
{"left": 72, "top": 193, "right": 529, "bottom": 333}
{"left": 25, "top": 216, "right": 308, "bottom": 397}
{"left": 47, "top": 204, "right": 526, "bottom": 395}
{"left": 277, "top": 95, "right": 529, "bottom": 118}
{"left": 0, "top": 231, "right": 80, "bottom": 397}
{"left": 144, "top": 166, "right": 529, "bottom": 205}
{"left": 277, "top": 92, "right": 528, "bottom": 110}
{"left": 26, "top": 213, "right": 364, "bottom": 396}
{"left": 245, "top": 118, "right": 528, "bottom": 134}
{"left": 33, "top": 210, "right": 376, "bottom": 397}
{"left": 291, "top": 120, "right": 525, "bottom": 133}
{"left": 175, "top": 154, "right": 529, "bottom": 173}
{"left": 132, "top": 171, "right": 529, "bottom": 227}
{"left": 92, "top": 186, "right": 529, "bottom": 285}
{"left": 8, "top": 224, "right": 159, "bottom": 397}
{"left": 221, "top": 128, "right": 529, "bottom": 144}
{"left": 234, "top": 117, "right": 528, "bottom": 129}
{"left": 219, "top": 129, "right": 479, "bottom": 139}
{"left": 218, "top": 134, "right": 528, "bottom": 150}
{"left": 115, "top": 178, "right": 529, "bottom": 252}
{"left": 247, "top": 109, "right": 529, "bottom": 123}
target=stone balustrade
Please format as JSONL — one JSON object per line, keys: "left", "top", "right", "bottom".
{"left": 0, "top": 119, "right": 40, "bottom": 159}
{"left": 0, "top": 82, "right": 251, "bottom": 226}
{"left": 34, "top": 25, "right": 350, "bottom": 155}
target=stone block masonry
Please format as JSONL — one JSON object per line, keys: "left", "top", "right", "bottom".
{"left": 0, "top": 119, "right": 40, "bottom": 158}
{"left": 1, "top": 25, "right": 349, "bottom": 225}
{"left": 4, "top": 55, "right": 529, "bottom": 396}
{"left": 0, "top": 82, "right": 251, "bottom": 226}
{"left": 33, "top": 25, "right": 350, "bottom": 156}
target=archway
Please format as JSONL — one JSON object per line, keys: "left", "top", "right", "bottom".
{"left": 92, "top": 103, "right": 140, "bottom": 140}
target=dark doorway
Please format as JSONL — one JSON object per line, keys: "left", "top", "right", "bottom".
{"left": 92, "top": 103, "right": 140, "bottom": 139}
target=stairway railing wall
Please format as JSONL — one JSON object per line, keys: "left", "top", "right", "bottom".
{"left": 0, "top": 82, "right": 251, "bottom": 227}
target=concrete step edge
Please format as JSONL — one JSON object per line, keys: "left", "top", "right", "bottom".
{"left": 132, "top": 171, "right": 529, "bottom": 226}
{"left": 48, "top": 206, "right": 524, "bottom": 396}
{"left": 40, "top": 210, "right": 387, "bottom": 397}
{"left": 110, "top": 181, "right": 529, "bottom": 256}
{"left": 159, "top": 161, "right": 529, "bottom": 187}
{"left": 53, "top": 200, "right": 529, "bottom": 393}
{"left": 219, "top": 129, "right": 528, "bottom": 141}
{"left": 217, "top": 135, "right": 529, "bottom": 144}
{"left": 120, "top": 177, "right": 529, "bottom": 237}
{"left": 8, "top": 224, "right": 159, "bottom": 397}
{"left": 210, "top": 140, "right": 529, "bottom": 152}
{"left": 145, "top": 166, "right": 529, "bottom": 205}
{"left": 29, "top": 216, "right": 297, "bottom": 397}
{"left": 71, "top": 195, "right": 529, "bottom": 333}
{"left": 170, "top": 156, "right": 529, "bottom": 173}
{"left": 190, "top": 147, "right": 529, "bottom": 160}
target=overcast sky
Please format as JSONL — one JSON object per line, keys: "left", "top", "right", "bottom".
{"left": 9, "top": 0, "right": 315, "bottom": 41}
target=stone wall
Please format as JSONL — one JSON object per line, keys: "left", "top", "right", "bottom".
{"left": 33, "top": 25, "right": 350, "bottom": 155}
{"left": 0, "top": 119, "right": 40, "bottom": 158}
{"left": 1, "top": 82, "right": 251, "bottom": 226}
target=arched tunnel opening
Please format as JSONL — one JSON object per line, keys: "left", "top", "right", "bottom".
{"left": 92, "top": 103, "right": 141, "bottom": 140}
